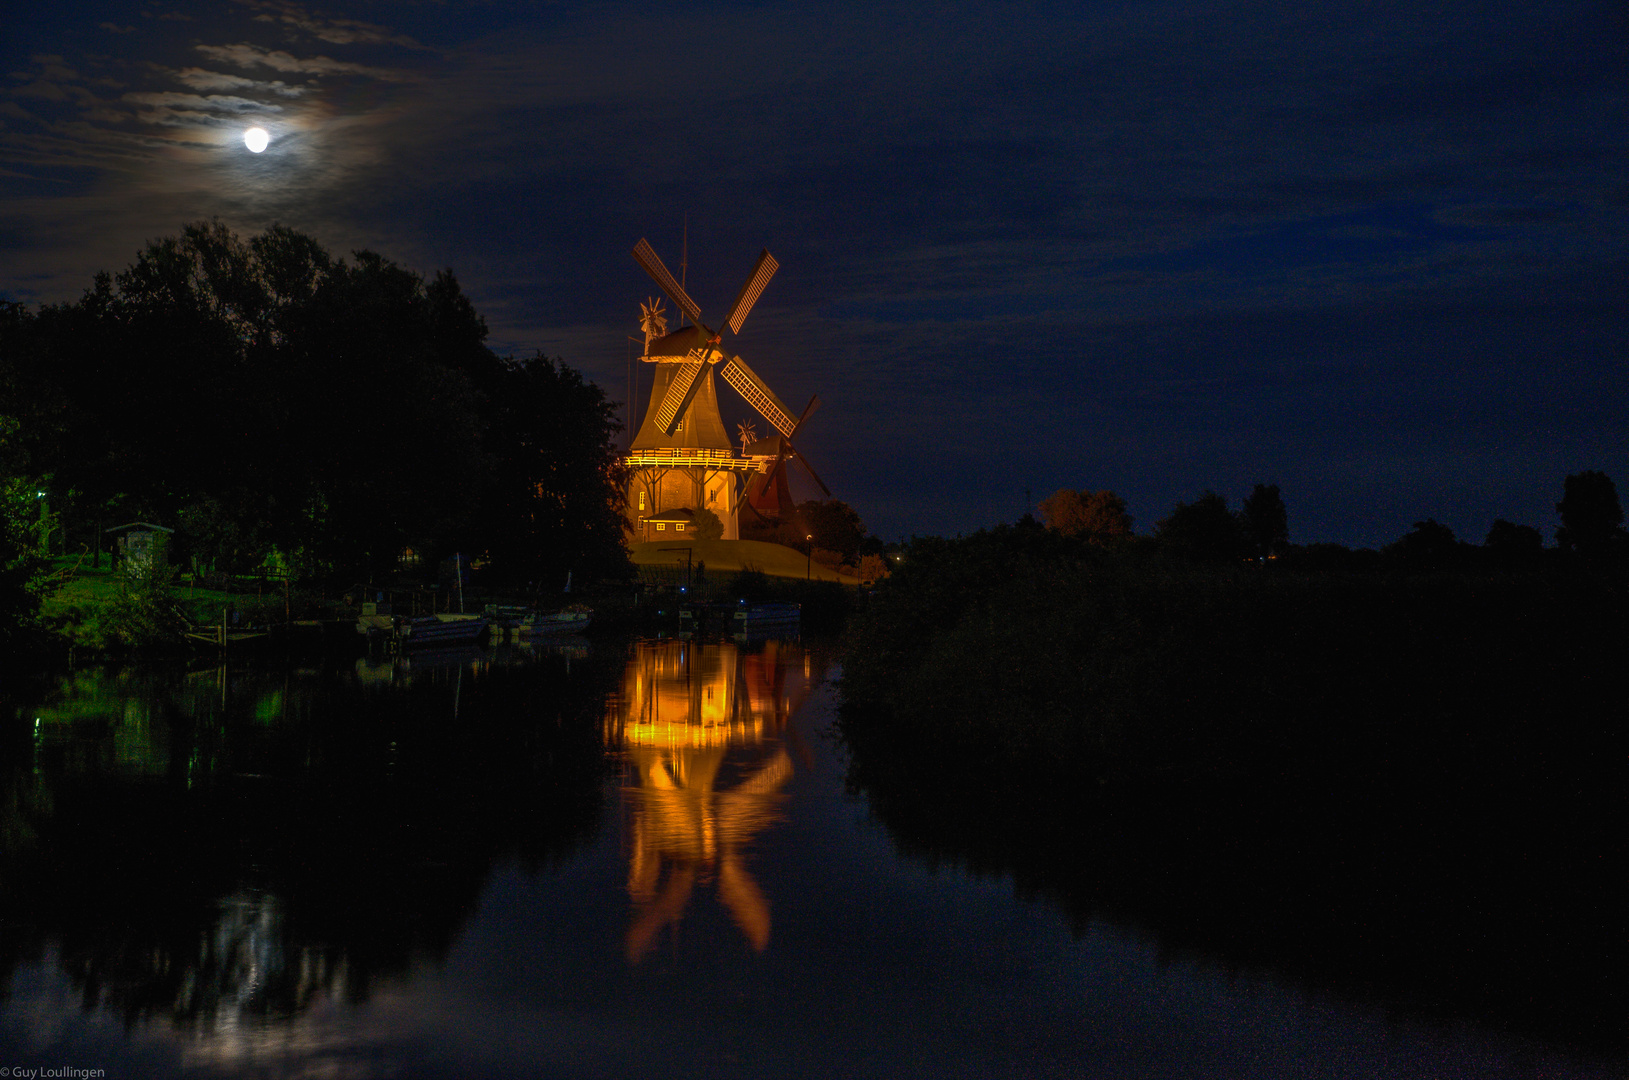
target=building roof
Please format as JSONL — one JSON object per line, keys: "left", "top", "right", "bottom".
{"left": 643, "top": 508, "right": 696, "bottom": 523}
{"left": 107, "top": 521, "right": 174, "bottom": 533}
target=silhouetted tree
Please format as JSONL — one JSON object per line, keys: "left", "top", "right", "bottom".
{"left": 690, "top": 506, "right": 724, "bottom": 541}
{"left": 1239, "top": 483, "right": 1288, "bottom": 561}
{"left": 1384, "top": 519, "right": 1467, "bottom": 571}
{"left": 270, "top": 247, "right": 490, "bottom": 575}
{"left": 1555, "top": 470, "right": 1624, "bottom": 554}
{"left": 797, "top": 499, "right": 866, "bottom": 564}
{"left": 0, "top": 417, "right": 44, "bottom": 657}
{"left": 1038, "top": 489, "right": 1133, "bottom": 544}
{"left": 1284, "top": 542, "right": 1381, "bottom": 573}
{"left": 470, "top": 354, "right": 629, "bottom": 586}
{"left": 1484, "top": 519, "right": 1544, "bottom": 565}
{"left": 1155, "top": 491, "right": 1245, "bottom": 562}
{"left": 2, "top": 222, "right": 631, "bottom": 585}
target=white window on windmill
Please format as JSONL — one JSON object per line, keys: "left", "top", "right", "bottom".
{"left": 638, "top": 491, "right": 647, "bottom": 511}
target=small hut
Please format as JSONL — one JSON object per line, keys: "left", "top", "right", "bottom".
{"left": 107, "top": 522, "right": 174, "bottom": 574}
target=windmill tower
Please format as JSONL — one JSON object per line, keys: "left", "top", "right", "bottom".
{"left": 623, "top": 238, "right": 829, "bottom": 542}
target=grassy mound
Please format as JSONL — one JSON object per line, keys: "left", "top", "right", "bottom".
{"left": 629, "top": 539, "right": 860, "bottom": 583}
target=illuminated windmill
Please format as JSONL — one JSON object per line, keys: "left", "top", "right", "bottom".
{"left": 624, "top": 237, "right": 828, "bottom": 540}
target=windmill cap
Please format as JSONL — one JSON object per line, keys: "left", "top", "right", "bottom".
{"left": 644, "top": 325, "right": 712, "bottom": 359}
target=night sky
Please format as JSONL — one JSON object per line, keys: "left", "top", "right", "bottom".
{"left": 3, "top": 0, "right": 1625, "bottom": 546}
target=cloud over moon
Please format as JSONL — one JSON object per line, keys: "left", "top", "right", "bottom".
{"left": 124, "top": 91, "right": 279, "bottom": 114}
{"left": 250, "top": 2, "right": 427, "bottom": 49}
{"left": 173, "top": 67, "right": 308, "bottom": 96}
{"left": 193, "top": 42, "right": 407, "bottom": 81}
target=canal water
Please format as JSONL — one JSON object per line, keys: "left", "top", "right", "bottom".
{"left": 0, "top": 639, "right": 1617, "bottom": 1078}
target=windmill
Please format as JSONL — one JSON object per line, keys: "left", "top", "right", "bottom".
{"left": 740, "top": 395, "right": 830, "bottom": 525}
{"left": 624, "top": 237, "right": 828, "bottom": 540}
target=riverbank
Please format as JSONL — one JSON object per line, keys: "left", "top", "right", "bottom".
{"left": 18, "top": 553, "right": 864, "bottom": 668}
{"left": 837, "top": 524, "right": 1625, "bottom": 1050}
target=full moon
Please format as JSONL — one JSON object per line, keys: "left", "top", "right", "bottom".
{"left": 244, "top": 127, "right": 269, "bottom": 153}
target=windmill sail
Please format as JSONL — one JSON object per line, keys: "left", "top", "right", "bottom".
{"left": 653, "top": 359, "right": 707, "bottom": 434}
{"left": 725, "top": 250, "right": 778, "bottom": 335}
{"left": 719, "top": 356, "right": 796, "bottom": 436}
{"left": 791, "top": 447, "right": 832, "bottom": 496}
{"left": 633, "top": 239, "right": 702, "bottom": 326}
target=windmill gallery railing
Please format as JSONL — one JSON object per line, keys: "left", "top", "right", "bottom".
{"left": 624, "top": 447, "right": 760, "bottom": 469}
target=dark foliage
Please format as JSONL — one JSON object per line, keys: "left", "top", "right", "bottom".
{"left": 1154, "top": 490, "right": 1247, "bottom": 562}
{"left": 1239, "top": 482, "right": 1288, "bottom": 559}
{"left": 1037, "top": 488, "right": 1133, "bottom": 544}
{"left": 472, "top": 354, "right": 630, "bottom": 589}
{"left": 838, "top": 524, "right": 1626, "bottom": 1048}
{"left": 0, "top": 222, "right": 628, "bottom": 587}
{"left": 1556, "top": 469, "right": 1625, "bottom": 554}
{"left": 0, "top": 414, "right": 46, "bottom": 664}
{"left": 795, "top": 499, "right": 866, "bottom": 564}
{"left": 689, "top": 506, "right": 725, "bottom": 541}
{"left": 1382, "top": 517, "right": 1470, "bottom": 570}
{"left": 1484, "top": 518, "right": 1544, "bottom": 565}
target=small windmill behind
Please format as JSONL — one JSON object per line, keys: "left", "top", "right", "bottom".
{"left": 639, "top": 298, "right": 667, "bottom": 345}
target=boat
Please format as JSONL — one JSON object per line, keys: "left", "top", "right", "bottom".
{"left": 484, "top": 604, "right": 591, "bottom": 639}
{"left": 514, "top": 609, "right": 592, "bottom": 637}
{"left": 356, "top": 612, "right": 396, "bottom": 642}
{"left": 393, "top": 613, "right": 488, "bottom": 648}
{"left": 732, "top": 602, "right": 800, "bottom": 637}
{"left": 678, "top": 602, "right": 734, "bottom": 633}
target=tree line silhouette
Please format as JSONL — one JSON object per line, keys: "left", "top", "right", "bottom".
{"left": 837, "top": 471, "right": 1625, "bottom": 1047}
{"left": 0, "top": 221, "right": 629, "bottom": 592}
{"left": 1038, "top": 472, "right": 1624, "bottom": 566}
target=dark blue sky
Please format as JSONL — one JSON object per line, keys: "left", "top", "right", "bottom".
{"left": 3, "top": 0, "right": 1625, "bottom": 545}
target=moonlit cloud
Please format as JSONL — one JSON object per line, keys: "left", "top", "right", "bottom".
{"left": 173, "top": 66, "right": 308, "bottom": 96}
{"left": 248, "top": 0, "right": 428, "bottom": 49}
{"left": 124, "top": 91, "right": 277, "bottom": 114}
{"left": 194, "top": 42, "right": 407, "bottom": 80}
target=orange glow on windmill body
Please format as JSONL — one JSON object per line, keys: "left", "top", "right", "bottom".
{"left": 622, "top": 238, "right": 829, "bottom": 541}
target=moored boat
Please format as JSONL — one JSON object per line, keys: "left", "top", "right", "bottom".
{"left": 514, "top": 609, "right": 592, "bottom": 636}
{"left": 732, "top": 602, "right": 800, "bottom": 637}
{"left": 482, "top": 604, "right": 592, "bottom": 640}
{"left": 394, "top": 613, "right": 488, "bottom": 648}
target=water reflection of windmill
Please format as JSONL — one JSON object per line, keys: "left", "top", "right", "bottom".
{"left": 624, "top": 238, "right": 830, "bottom": 541}
{"left": 606, "top": 640, "right": 812, "bottom": 961}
